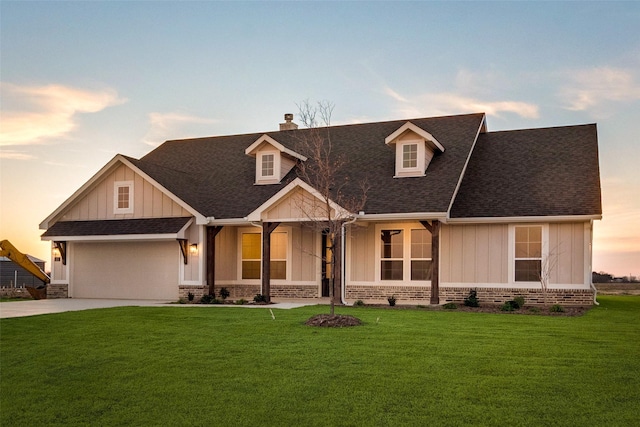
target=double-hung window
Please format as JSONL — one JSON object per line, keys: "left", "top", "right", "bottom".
{"left": 380, "top": 226, "right": 432, "bottom": 281}
{"left": 240, "top": 231, "right": 288, "bottom": 280}
{"left": 514, "top": 226, "right": 543, "bottom": 282}
{"left": 261, "top": 153, "right": 275, "bottom": 178}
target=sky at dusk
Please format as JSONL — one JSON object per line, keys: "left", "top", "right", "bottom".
{"left": 1, "top": 1, "right": 639, "bottom": 277}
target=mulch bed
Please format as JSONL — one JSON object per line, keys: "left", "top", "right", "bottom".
{"left": 305, "top": 314, "right": 363, "bottom": 327}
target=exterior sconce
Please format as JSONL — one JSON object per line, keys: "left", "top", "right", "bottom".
{"left": 189, "top": 243, "right": 198, "bottom": 255}
{"left": 53, "top": 247, "right": 61, "bottom": 257}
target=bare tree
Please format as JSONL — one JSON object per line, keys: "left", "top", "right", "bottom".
{"left": 294, "top": 100, "right": 368, "bottom": 315}
{"left": 539, "top": 245, "right": 561, "bottom": 306}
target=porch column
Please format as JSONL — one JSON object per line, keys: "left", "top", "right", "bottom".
{"left": 206, "top": 226, "right": 223, "bottom": 296}
{"left": 420, "top": 220, "right": 441, "bottom": 305}
{"left": 262, "top": 222, "right": 280, "bottom": 303}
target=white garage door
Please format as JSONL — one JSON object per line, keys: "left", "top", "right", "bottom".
{"left": 72, "top": 241, "right": 179, "bottom": 300}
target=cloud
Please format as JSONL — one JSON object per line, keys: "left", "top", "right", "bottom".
{"left": 384, "top": 87, "right": 539, "bottom": 119}
{"left": 0, "top": 82, "right": 126, "bottom": 146}
{"left": 560, "top": 67, "right": 640, "bottom": 111}
{"left": 0, "top": 149, "right": 35, "bottom": 160}
{"left": 142, "top": 112, "right": 219, "bottom": 146}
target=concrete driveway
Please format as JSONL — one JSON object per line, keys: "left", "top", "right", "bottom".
{"left": 0, "top": 298, "right": 317, "bottom": 319}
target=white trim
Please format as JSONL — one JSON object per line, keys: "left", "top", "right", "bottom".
{"left": 358, "top": 212, "right": 447, "bottom": 222}
{"left": 40, "top": 154, "right": 207, "bottom": 229}
{"left": 446, "top": 115, "right": 486, "bottom": 217}
{"left": 374, "top": 222, "right": 433, "bottom": 284}
{"left": 113, "top": 181, "right": 134, "bottom": 214}
{"left": 256, "top": 151, "right": 281, "bottom": 184}
{"left": 508, "top": 223, "right": 549, "bottom": 284}
{"left": 245, "top": 134, "right": 307, "bottom": 161}
{"left": 236, "top": 226, "right": 292, "bottom": 282}
{"left": 245, "top": 177, "right": 351, "bottom": 222}
{"left": 385, "top": 122, "right": 445, "bottom": 152}
{"left": 447, "top": 214, "right": 602, "bottom": 224}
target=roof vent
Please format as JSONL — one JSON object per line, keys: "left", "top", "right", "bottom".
{"left": 279, "top": 113, "right": 298, "bottom": 131}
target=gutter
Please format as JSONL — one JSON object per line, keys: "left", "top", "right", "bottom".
{"left": 341, "top": 216, "right": 358, "bottom": 306}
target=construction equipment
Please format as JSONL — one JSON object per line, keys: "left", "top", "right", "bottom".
{"left": 0, "top": 239, "right": 50, "bottom": 299}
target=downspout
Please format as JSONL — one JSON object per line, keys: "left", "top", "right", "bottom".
{"left": 341, "top": 216, "right": 358, "bottom": 306}
{"left": 589, "top": 220, "right": 600, "bottom": 305}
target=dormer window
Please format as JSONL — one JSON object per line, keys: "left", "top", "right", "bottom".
{"left": 245, "top": 134, "right": 307, "bottom": 185}
{"left": 385, "top": 122, "right": 445, "bottom": 178}
{"left": 402, "top": 143, "right": 418, "bottom": 169}
{"left": 261, "top": 153, "right": 275, "bottom": 177}
{"left": 258, "top": 152, "right": 279, "bottom": 183}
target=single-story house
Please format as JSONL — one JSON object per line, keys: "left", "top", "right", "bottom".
{"left": 40, "top": 112, "right": 602, "bottom": 305}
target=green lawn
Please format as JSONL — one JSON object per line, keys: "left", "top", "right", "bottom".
{"left": 1, "top": 296, "right": 639, "bottom": 426}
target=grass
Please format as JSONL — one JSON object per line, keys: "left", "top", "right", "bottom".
{"left": 1, "top": 296, "right": 639, "bottom": 426}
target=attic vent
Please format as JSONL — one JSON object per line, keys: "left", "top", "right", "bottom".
{"left": 279, "top": 113, "right": 298, "bottom": 131}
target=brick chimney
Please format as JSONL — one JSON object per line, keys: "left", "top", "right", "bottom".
{"left": 279, "top": 113, "right": 298, "bottom": 131}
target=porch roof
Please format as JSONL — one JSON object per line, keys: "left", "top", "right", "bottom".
{"left": 41, "top": 217, "right": 192, "bottom": 239}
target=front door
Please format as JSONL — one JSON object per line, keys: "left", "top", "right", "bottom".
{"left": 321, "top": 232, "right": 333, "bottom": 297}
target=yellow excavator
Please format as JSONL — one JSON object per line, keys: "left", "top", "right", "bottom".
{"left": 0, "top": 239, "right": 50, "bottom": 299}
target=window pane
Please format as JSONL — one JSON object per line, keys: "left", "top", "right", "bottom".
{"left": 242, "top": 260, "right": 261, "bottom": 279}
{"left": 515, "top": 226, "right": 542, "bottom": 258}
{"left": 242, "top": 234, "right": 261, "bottom": 259}
{"left": 515, "top": 260, "right": 541, "bottom": 282}
{"left": 117, "top": 186, "right": 129, "bottom": 209}
{"left": 411, "top": 229, "right": 431, "bottom": 258}
{"left": 381, "top": 230, "right": 403, "bottom": 259}
{"left": 270, "top": 232, "right": 287, "bottom": 260}
{"left": 262, "top": 154, "right": 274, "bottom": 176}
{"left": 411, "top": 260, "right": 432, "bottom": 281}
{"left": 402, "top": 144, "right": 418, "bottom": 168}
{"left": 381, "top": 260, "right": 403, "bottom": 280}
{"left": 270, "top": 261, "right": 286, "bottom": 280}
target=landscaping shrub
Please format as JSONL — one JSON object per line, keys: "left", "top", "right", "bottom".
{"left": 514, "top": 296, "right": 525, "bottom": 308}
{"left": 387, "top": 295, "right": 397, "bottom": 306}
{"left": 501, "top": 301, "right": 516, "bottom": 311}
{"left": 200, "top": 294, "right": 219, "bottom": 304}
{"left": 442, "top": 302, "right": 458, "bottom": 310}
{"left": 550, "top": 304, "right": 565, "bottom": 313}
{"left": 353, "top": 300, "right": 365, "bottom": 307}
{"left": 187, "top": 292, "right": 194, "bottom": 302}
{"left": 219, "top": 287, "right": 230, "bottom": 301}
{"left": 464, "top": 289, "right": 480, "bottom": 307}
{"left": 254, "top": 294, "right": 268, "bottom": 303}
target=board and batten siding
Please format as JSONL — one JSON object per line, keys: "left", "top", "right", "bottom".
{"left": 348, "top": 224, "right": 376, "bottom": 282}
{"left": 440, "top": 224, "right": 509, "bottom": 284}
{"left": 61, "top": 164, "right": 191, "bottom": 221}
{"left": 548, "top": 222, "right": 587, "bottom": 285}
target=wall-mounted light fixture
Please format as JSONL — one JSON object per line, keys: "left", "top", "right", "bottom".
{"left": 53, "top": 247, "right": 61, "bottom": 257}
{"left": 189, "top": 243, "right": 198, "bottom": 255}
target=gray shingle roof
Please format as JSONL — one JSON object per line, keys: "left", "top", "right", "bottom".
{"left": 42, "top": 217, "right": 192, "bottom": 237}
{"left": 138, "top": 113, "right": 486, "bottom": 218}
{"left": 450, "top": 124, "right": 602, "bottom": 218}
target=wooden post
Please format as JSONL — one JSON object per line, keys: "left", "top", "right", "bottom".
{"left": 431, "top": 220, "right": 440, "bottom": 305}
{"left": 261, "top": 222, "right": 280, "bottom": 303}
{"left": 206, "top": 226, "right": 223, "bottom": 296}
{"left": 420, "top": 220, "right": 440, "bottom": 305}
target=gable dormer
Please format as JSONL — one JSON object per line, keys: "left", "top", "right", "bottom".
{"left": 385, "top": 122, "right": 445, "bottom": 178}
{"left": 245, "top": 135, "right": 307, "bottom": 185}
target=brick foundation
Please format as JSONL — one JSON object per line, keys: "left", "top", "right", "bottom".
{"left": 346, "top": 285, "right": 595, "bottom": 306}
{"left": 46, "top": 283, "right": 68, "bottom": 299}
